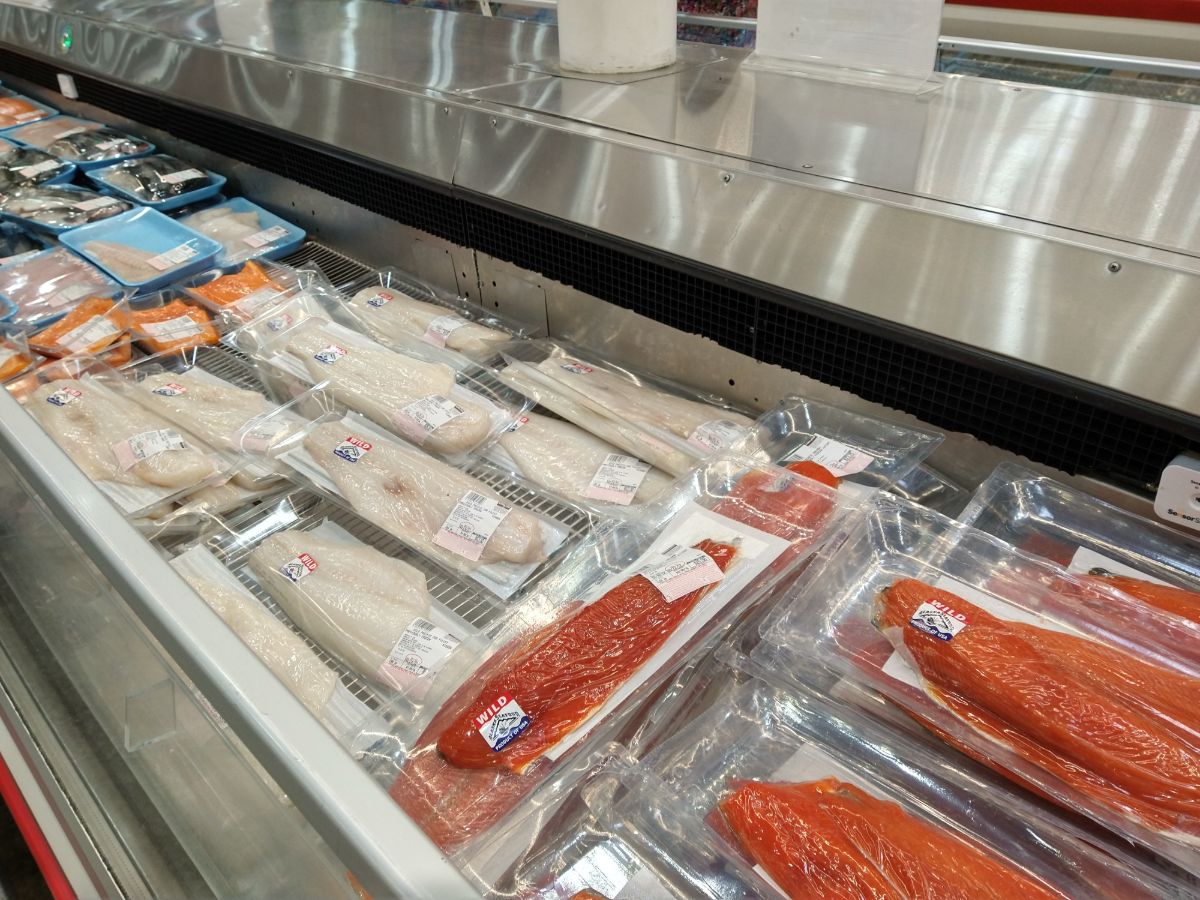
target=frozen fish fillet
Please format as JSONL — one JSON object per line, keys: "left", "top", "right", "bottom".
{"left": 247, "top": 529, "right": 432, "bottom": 684}
{"left": 304, "top": 421, "right": 546, "bottom": 568}
{"left": 179, "top": 572, "right": 337, "bottom": 717}
{"left": 26, "top": 380, "right": 217, "bottom": 489}
{"left": 347, "top": 285, "right": 509, "bottom": 361}
{"left": 135, "top": 370, "right": 282, "bottom": 452}
{"left": 82, "top": 240, "right": 162, "bottom": 283}
{"left": 285, "top": 325, "right": 492, "bottom": 455}
{"left": 182, "top": 207, "right": 261, "bottom": 252}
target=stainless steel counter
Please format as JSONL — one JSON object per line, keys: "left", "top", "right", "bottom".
{"left": 0, "top": 1, "right": 1197, "bottom": 420}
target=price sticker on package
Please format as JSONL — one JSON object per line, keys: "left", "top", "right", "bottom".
{"left": 46, "top": 386, "right": 83, "bottom": 407}
{"left": 241, "top": 420, "right": 290, "bottom": 453}
{"left": 51, "top": 283, "right": 97, "bottom": 307}
{"left": 279, "top": 552, "right": 318, "bottom": 583}
{"left": 94, "top": 139, "right": 127, "bottom": 152}
{"left": 392, "top": 395, "right": 465, "bottom": 445}
{"left": 787, "top": 434, "right": 875, "bottom": 477}
{"left": 583, "top": 453, "right": 650, "bottom": 505}
{"left": 157, "top": 168, "right": 204, "bottom": 184}
{"left": 434, "top": 490, "right": 512, "bottom": 561}
{"left": 236, "top": 286, "right": 283, "bottom": 316}
{"left": 242, "top": 225, "right": 290, "bottom": 249}
{"left": 146, "top": 243, "right": 198, "bottom": 272}
{"left": 687, "top": 419, "right": 745, "bottom": 454}
{"left": 74, "top": 196, "right": 120, "bottom": 212}
{"left": 111, "top": 429, "right": 187, "bottom": 471}
{"left": 142, "top": 315, "right": 202, "bottom": 340}
{"left": 559, "top": 359, "right": 594, "bottom": 375}
{"left": 640, "top": 545, "right": 725, "bottom": 602}
{"left": 378, "top": 617, "right": 461, "bottom": 687}
{"left": 422, "top": 315, "right": 470, "bottom": 348}
{"left": 60, "top": 316, "right": 119, "bottom": 352}
{"left": 17, "top": 159, "right": 59, "bottom": 177}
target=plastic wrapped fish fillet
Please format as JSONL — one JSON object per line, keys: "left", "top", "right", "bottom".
{"left": 96, "top": 154, "right": 211, "bottom": 202}
{"left": 0, "top": 145, "right": 70, "bottom": 190}
{"left": 0, "top": 185, "right": 130, "bottom": 229}
{"left": 346, "top": 284, "right": 511, "bottom": 362}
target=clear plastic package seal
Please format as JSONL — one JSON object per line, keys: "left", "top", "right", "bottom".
{"left": 3, "top": 115, "right": 153, "bottom": 168}
{"left": 336, "top": 265, "right": 538, "bottom": 367}
{"left": 85, "top": 153, "right": 227, "bottom": 211}
{"left": 15, "top": 356, "right": 230, "bottom": 518}
{"left": 0, "top": 136, "right": 75, "bottom": 189}
{"left": 0, "top": 246, "right": 120, "bottom": 329}
{"left": 756, "top": 490, "right": 1200, "bottom": 873}
{"left": 382, "top": 455, "right": 855, "bottom": 854}
{"left": 738, "top": 396, "right": 943, "bottom": 495}
{"left": 640, "top": 667, "right": 1181, "bottom": 899}
{"left": 889, "top": 461, "right": 970, "bottom": 515}
{"left": 497, "top": 340, "right": 756, "bottom": 476}
{"left": 178, "top": 197, "right": 305, "bottom": 271}
{"left": 238, "top": 296, "right": 529, "bottom": 461}
{"left": 0, "top": 183, "right": 132, "bottom": 233}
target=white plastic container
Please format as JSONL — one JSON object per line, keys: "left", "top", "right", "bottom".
{"left": 558, "top": 0, "right": 677, "bottom": 75}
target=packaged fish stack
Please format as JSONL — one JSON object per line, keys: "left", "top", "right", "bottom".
{"left": 497, "top": 339, "right": 756, "bottom": 476}
{"left": 86, "top": 153, "right": 226, "bottom": 211}
{"left": 334, "top": 265, "right": 539, "bottom": 368}
{"left": 0, "top": 137, "right": 75, "bottom": 189}
{"left": 630, "top": 666, "right": 1183, "bottom": 900}
{"left": 14, "top": 355, "right": 230, "bottom": 518}
{"left": 60, "top": 207, "right": 223, "bottom": 292}
{"left": 753, "top": 490, "right": 1200, "bottom": 874}
{"left": 181, "top": 259, "right": 312, "bottom": 323}
{"left": 235, "top": 292, "right": 532, "bottom": 463}
{"left": 3, "top": 115, "right": 153, "bottom": 168}
{"left": 0, "top": 183, "right": 132, "bottom": 232}
{"left": 0, "top": 246, "right": 120, "bottom": 328}
{"left": 379, "top": 454, "right": 855, "bottom": 855}
{"left": 178, "top": 197, "right": 305, "bottom": 270}
{"left": 0, "top": 87, "right": 54, "bottom": 128}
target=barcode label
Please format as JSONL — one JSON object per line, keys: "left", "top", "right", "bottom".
{"left": 786, "top": 434, "right": 875, "bottom": 476}
{"left": 111, "top": 429, "right": 187, "bottom": 470}
{"left": 639, "top": 545, "right": 725, "bottom": 602}
{"left": 94, "top": 139, "right": 126, "bottom": 151}
{"left": 582, "top": 453, "right": 650, "bottom": 505}
{"left": 59, "top": 316, "right": 120, "bottom": 352}
{"left": 392, "top": 394, "right": 465, "bottom": 446}
{"left": 378, "top": 617, "right": 461, "bottom": 689}
{"left": 50, "top": 283, "right": 96, "bottom": 307}
{"left": 141, "top": 314, "right": 202, "bottom": 340}
{"left": 74, "top": 196, "right": 120, "bottom": 211}
{"left": 242, "top": 224, "right": 290, "bottom": 248}
{"left": 146, "top": 244, "right": 198, "bottom": 272}
{"left": 17, "top": 159, "right": 59, "bottom": 177}
{"left": 422, "top": 315, "right": 470, "bottom": 348}
{"left": 433, "top": 491, "right": 511, "bottom": 561}
{"left": 687, "top": 419, "right": 745, "bottom": 454}
{"left": 157, "top": 168, "right": 204, "bottom": 184}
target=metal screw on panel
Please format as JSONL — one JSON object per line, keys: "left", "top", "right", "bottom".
{"left": 1107, "top": 261, "right": 1122, "bottom": 273}
{"left": 490, "top": 117, "right": 498, "bottom": 127}
{"left": 721, "top": 173, "right": 732, "bottom": 184}
{"left": 802, "top": 164, "right": 813, "bottom": 169}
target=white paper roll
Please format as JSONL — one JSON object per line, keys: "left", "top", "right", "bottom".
{"left": 558, "top": 0, "right": 677, "bottom": 74}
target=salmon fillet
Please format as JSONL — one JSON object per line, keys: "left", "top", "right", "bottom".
{"left": 875, "top": 579, "right": 1200, "bottom": 833}
{"left": 1082, "top": 569, "right": 1200, "bottom": 627}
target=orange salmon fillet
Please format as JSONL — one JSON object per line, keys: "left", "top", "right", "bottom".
{"left": 1083, "top": 569, "right": 1200, "bottom": 627}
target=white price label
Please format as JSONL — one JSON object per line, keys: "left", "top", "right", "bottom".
{"left": 52, "top": 126, "right": 90, "bottom": 139}
{"left": 45, "top": 386, "right": 82, "bottom": 406}
{"left": 687, "top": 419, "right": 745, "bottom": 454}
{"left": 232, "top": 285, "right": 283, "bottom": 316}
{"left": 13, "top": 109, "right": 44, "bottom": 122}
{"left": 582, "top": 453, "right": 650, "bottom": 505}
{"left": 422, "top": 314, "right": 470, "bottom": 348}
{"left": 313, "top": 344, "right": 347, "bottom": 364}
{"left": 474, "top": 693, "right": 531, "bottom": 752}
{"left": 49, "top": 283, "right": 96, "bottom": 307}
{"left": 242, "top": 224, "right": 289, "bottom": 249}
{"left": 378, "top": 617, "right": 461, "bottom": 687}
{"left": 332, "top": 435, "right": 372, "bottom": 463}
{"left": 279, "top": 552, "right": 318, "bottom": 583}
{"left": 74, "top": 196, "right": 120, "bottom": 212}
{"left": 433, "top": 490, "right": 512, "bottom": 561}
{"left": 111, "top": 429, "right": 186, "bottom": 471}
{"left": 787, "top": 434, "right": 875, "bottom": 476}
{"left": 141, "top": 314, "right": 202, "bottom": 340}
{"left": 639, "top": 545, "right": 725, "bottom": 602}
{"left": 93, "top": 138, "right": 127, "bottom": 152}
{"left": 150, "top": 382, "right": 187, "bottom": 397}
{"left": 17, "top": 159, "right": 59, "bottom": 177}
{"left": 241, "top": 420, "right": 290, "bottom": 453}
{"left": 146, "top": 243, "right": 198, "bottom": 272}
{"left": 909, "top": 600, "right": 969, "bottom": 642}
{"left": 59, "top": 315, "right": 119, "bottom": 351}
{"left": 157, "top": 168, "right": 205, "bottom": 184}
{"left": 392, "top": 394, "right": 465, "bottom": 445}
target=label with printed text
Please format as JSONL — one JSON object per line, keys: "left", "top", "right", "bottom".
{"left": 908, "top": 601, "right": 968, "bottom": 641}
{"left": 475, "top": 694, "right": 531, "bottom": 752}
{"left": 422, "top": 315, "right": 470, "bottom": 348}
{"left": 786, "top": 434, "right": 875, "bottom": 476}
{"left": 378, "top": 617, "right": 461, "bottom": 688}
{"left": 242, "top": 225, "right": 290, "bottom": 248}
{"left": 279, "top": 552, "right": 318, "bottom": 583}
{"left": 639, "top": 545, "right": 725, "bottom": 602}
{"left": 433, "top": 490, "right": 511, "bottom": 561}
{"left": 111, "top": 429, "right": 187, "bottom": 471}
{"left": 145, "top": 243, "right": 198, "bottom": 272}
{"left": 392, "top": 395, "right": 465, "bottom": 445}
{"left": 333, "top": 435, "right": 372, "bottom": 463}
{"left": 582, "top": 453, "right": 650, "bottom": 505}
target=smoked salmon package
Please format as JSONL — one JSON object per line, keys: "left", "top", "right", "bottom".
{"left": 27, "top": 294, "right": 131, "bottom": 358}
{"left": 378, "top": 454, "right": 856, "bottom": 856}
{"left": 756, "top": 490, "right": 1200, "bottom": 874}
{"left": 127, "top": 295, "right": 222, "bottom": 354}
{"left": 335, "top": 265, "right": 539, "bottom": 368}
{"left": 460, "top": 748, "right": 770, "bottom": 900}
{"left": 235, "top": 292, "right": 533, "bottom": 463}
{"left": 0, "top": 246, "right": 121, "bottom": 329}
{"left": 0, "top": 331, "right": 35, "bottom": 384}
{"left": 961, "top": 462, "right": 1200, "bottom": 640}
{"left": 735, "top": 395, "right": 943, "bottom": 492}
{"left": 637, "top": 667, "right": 1181, "bottom": 900}
{"left": 495, "top": 339, "right": 756, "bottom": 477}
{"left": 0, "top": 88, "right": 55, "bottom": 129}
{"left": 181, "top": 258, "right": 310, "bottom": 322}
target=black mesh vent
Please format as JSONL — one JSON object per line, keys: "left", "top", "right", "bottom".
{"left": 0, "top": 49, "right": 1195, "bottom": 491}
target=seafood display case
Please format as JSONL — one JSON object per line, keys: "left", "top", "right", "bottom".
{"left": 0, "top": 1, "right": 1195, "bottom": 898}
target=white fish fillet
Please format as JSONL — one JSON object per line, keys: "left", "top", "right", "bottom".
{"left": 247, "top": 529, "right": 432, "bottom": 685}
{"left": 135, "top": 370, "right": 282, "bottom": 452}
{"left": 181, "top": 207, "right": 260, "bottom": 252}
{"left": 499, "top": 411, "right": 671, "bottom": 505}
{"left": 182, "top": 481, "right": 269, "bottom": 515}
{"left": 284, "top": 324, "right": 492, "bottom": 456}
{"left": 304, "top": 421, "right": 546, "bottom": 568}
{"left": 178, "top": 571, "right": 337, "bottom": 717}
{"left": 347, "top": 286, "right": 509, "bottom": 362}
{"left": 26, "top": 379, "right": 217, "bottom": 488}
{"left": 82, "top": 240, "right": 162, "bottom": 282}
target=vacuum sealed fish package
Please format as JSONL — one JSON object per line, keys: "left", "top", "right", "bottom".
{"left": 960, "top": 462, "right": 1200, "bottom": 630}
{"left": 125, "top": 292, "right": 224, "bottom": 355}
{"left": 0, "top": 331, "right": 34, "bottom": 382}
{"left": 178, "top": 197, "right": 305, "bottom": 270}
{"left": 3, "top": 115, "right": 153, "bottom": 168}
{"left": 181, "top": 259, "right": 312, "bottom": 323}
{"left": 86, "top": 153, "right": 226, "bottom": 210}
{"left": 236, "top": 293, "right": 530, "bottom": 461}
{"left": 497, "top": 340, "right": 756, "bottom": 476}
{"left": 737, "top": 395, "right": 942, "bottom": 495}
{"left": 60, "top": 207, "right": 223, "bottom": 292}
{"left": 15, "top": 356, "right": 230, "bottom": 518}
{"left": 0, "top": 137, "right": 75, "bottom": 189}
{"left": 27, "top": 294, "right": 130, "bottom": 359}
{"left": 0, "top": 246, "right": 121, "bottom": 328}
{"left": 638, "top": 667, "right": 1181, "bottom": 900}
{"left": 755, "top": 490, "right": 1200, "bottom": 873}
{"left": 336, "top": 265, "right": 538, "bottom": 366}
{"left": 0, "top": 183, "right": 132, "bottom": 233}
{"left": 0, "top": 89, "right": 55, "bottom": 129}
{"left": 380, "top": 453, "right": 856, "bottom": 855}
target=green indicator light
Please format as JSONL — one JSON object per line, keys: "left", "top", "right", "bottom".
{"left": 60, "top": 25, "right": 73, "bottom": 52}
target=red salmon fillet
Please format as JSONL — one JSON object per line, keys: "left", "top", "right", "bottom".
{"left": 1083, "top": 569, "right": 1200, "bottom": 626}
{"left": 875, "top": 579, "right": 1200, "bottom": 832}
{"left": 721, "top": 779, "right": 1062, "bottom": 900}
{"left": 715, "top": 460, "right": 838, "bottom": 543}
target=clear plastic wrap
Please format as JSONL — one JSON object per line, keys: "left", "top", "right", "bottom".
{"left": 125, "top": 293, "right": 223, "bottom": 354}
{"left": 757, "top": 490, "right": 1200, "bottom": 873}
{"left": 640, "top": 667, "right": 1181, "bottom": 899}
{"left": 0, "top": 183, "right": 132, "bottom": 233}
{"left": 0, "top": 246, "right": 120, "bottom": 328}
{"left": 889, "top": 461, "right": 970, "bottom": 515}
{"left": 238, "top": 294, "right": 529, "bottom": 461}
{"left": 739, "top": 396, "right": 942, "bottom": 494}
{"left": 0, "top": 137, "right": 74, "bottom": 189}
{"left": 59, "top": 207, "right": 224, "bottom": 292}
{"left": 180, "top": 259, "right": 311, "bottom": 323}
{"left": 496, "top": 340, "right": 756, "bottom": 477}
{"left": 0, "top": 221, "right": 51, "bottom": 264}
{"left": 178, "top": 197, "right": 305, "bottom": 270}
{"left": 15, "top": 356, "right": 229, "bottom": 517}
{"left": 3, "top": 115, "right": 153, "bottom": 167}
{"left": 380, "top": 455, "right": 855, "bottom": 855}
{"left": 27, "top": 295, "right": 129, "bottom": 358}
{"left": 86, "top": 153, "right": 226, "bottom": 210}
{"left": 335, "top": 266, "right": 538, "bottom": 366}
